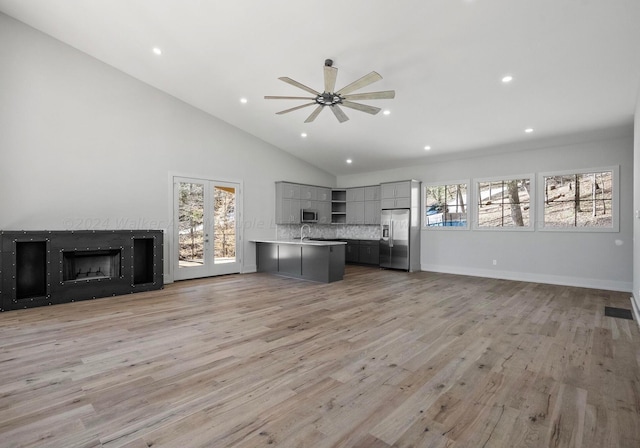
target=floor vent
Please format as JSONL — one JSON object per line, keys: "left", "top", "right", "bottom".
{"left": 604, "top": 306, "right": 634, "bottom": 320}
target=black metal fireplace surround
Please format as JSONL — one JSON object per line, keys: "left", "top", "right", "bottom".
{"left": 0, "top": 230, "right": 163, "bottom": 311}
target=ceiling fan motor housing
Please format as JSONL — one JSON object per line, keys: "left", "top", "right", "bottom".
{"left": 317, "top": 92, "right": 342, "bottom": 106}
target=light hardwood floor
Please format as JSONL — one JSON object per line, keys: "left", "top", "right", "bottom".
{"left": 1, "top": 266, "right": 639, "bottom": 448}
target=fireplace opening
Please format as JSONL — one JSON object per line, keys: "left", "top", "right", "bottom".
{"left": 63, "top": 249, "right": 121, "bottom": 282}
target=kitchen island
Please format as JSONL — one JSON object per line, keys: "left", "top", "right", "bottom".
{"left": 252, "top": 239, "right": 346, "bottom": 283}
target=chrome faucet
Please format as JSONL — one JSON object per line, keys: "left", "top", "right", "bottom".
{"left": 300, "top": 224, "right": 311, "bottom": 241}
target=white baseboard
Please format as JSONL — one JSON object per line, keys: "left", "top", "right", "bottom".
{"left": 243, "top": 265, "right": 257, "bottom": 274}
{"left": 420, "top": 264, "right": 632, "bottom": 293}
{"left": 631, "top": 296, "right": 640, "bottom": 330}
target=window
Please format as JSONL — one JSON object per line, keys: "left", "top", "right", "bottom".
{"left": 538, "top": 167, "right": 617, "bottom": 231}
{"left": 476, "top": 176, "right": 533, "bottom": 230}
{"left": 424, "top": 182, "right": 468, "bottom": 229}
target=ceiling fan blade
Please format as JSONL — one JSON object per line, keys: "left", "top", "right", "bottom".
{"left": 341, "top": 101, "right": 381, "bottom": 115}
{"left": 265, "top": 95, "right": 316, "bottom": 100}
{"left": 275, "top": 102, "right": 316, "bottom": 115}
{"left": 342, "top": 90, "right": 396, "bottom": 100}
{"left": 336, "top": 71, "right": 382, "bottom": 95}
{"left": 324, "top": 66, "right": 338, "bottom": 93}
{"left": 304, "top": 105, "right": 324, "bottom": 123}
{"left": 330, "top": 105, "right": 349, "bottom": 123}
{"left": 278, "top": 77, "right": 320, "bottom": 95}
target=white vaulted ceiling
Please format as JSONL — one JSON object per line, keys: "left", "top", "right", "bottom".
{"left": 1, "top": 0, "right": 639, "bottom": 175}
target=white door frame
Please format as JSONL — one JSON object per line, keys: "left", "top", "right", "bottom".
{"left": 170, "top": 174, "right": 243, "bottom": 282}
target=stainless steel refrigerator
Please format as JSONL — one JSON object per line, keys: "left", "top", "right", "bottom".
{"left": 380, "top": 209, "right": 411, "bottom": 270}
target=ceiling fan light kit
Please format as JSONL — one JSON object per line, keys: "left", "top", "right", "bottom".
{"left": 265, "top": 59, "right": 395, "bottom": 123}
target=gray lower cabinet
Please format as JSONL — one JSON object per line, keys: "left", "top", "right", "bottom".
{"left": 278, "top": 244, "right": 302, "bottom": 276}
{"left": 256, "top": 242, "right": 345, "bottom": 283}
{"left": 344, "top": 239, "right": 379, "bottom": 265}
{"left": 359, "top": 240, "right": 380, "bottom": 265}
{"left": 345, "top": 240, "right": 360, "bottom": 263}
{"left": 301, "top": 245, "right": 345, "bottom": 283}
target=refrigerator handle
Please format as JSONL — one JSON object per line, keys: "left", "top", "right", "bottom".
{"left": 389, "top": 220, "right": 394, "bottom": 247}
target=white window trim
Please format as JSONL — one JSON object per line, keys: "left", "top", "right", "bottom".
{"left": 473, "top": 173, "right": 535, "bottom": 232}
{"left": 422, "top": 179, "right": 470, "bottom": 231}
{"left": 537, "top": 165, "right": 619, "bottom": 233}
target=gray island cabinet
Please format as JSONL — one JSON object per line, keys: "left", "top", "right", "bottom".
{"left": 252, "top": 240, "right": 346, "bottom": 283}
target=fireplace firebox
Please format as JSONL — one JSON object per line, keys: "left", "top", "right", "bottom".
{"left": 0, "top": 230, "right": 163, "bottom": 311}
{"left": 63, "top": 249, "right": 122, "bottom": 282}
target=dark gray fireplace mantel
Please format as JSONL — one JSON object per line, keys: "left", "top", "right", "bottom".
{"left": 0, "top": 230, "right": 163, "bottom": 311}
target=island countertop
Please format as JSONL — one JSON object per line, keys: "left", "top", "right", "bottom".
{"left": 250, "top": 239, "right": 347, "bottom": 246}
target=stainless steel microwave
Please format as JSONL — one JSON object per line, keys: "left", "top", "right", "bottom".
{"left": 301, "top": 209, "right": 318, "bottom": 223}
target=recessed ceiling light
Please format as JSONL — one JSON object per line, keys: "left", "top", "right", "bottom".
{"left": 240, "top": 98, "right": 248, "bottom": 104}
{"left": 424, "top": 145, "right": 431, "bottom": 151}
{"left": 346, "top": 159, "right": 352, "bottom": 164}
{"left": 301, "top": 132, "right": 307, "bottom": 138}
{"left": 501, "top": 75, "right": 513, "bottom": 83}
{"left": 383, "top": 110, "right": 391, "bottom": 115}
{"left": 152, "top": 47, "right": 162, "bottom": 56}
{"left": 525, "top": 128, "right": 534, "bottom": 133}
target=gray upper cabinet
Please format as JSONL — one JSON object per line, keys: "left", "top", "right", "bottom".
{"left": 381, "top": 182, "right": 410, "bottom": 199}
{"left": 346, "top": 201, "right": 365, "bottom": 224}
{"left": 300, "top": 185, "right": 318, "bottom": 209}
{"left": 277, "top": 198, "right": 301, "bottom": 224}
{"left": 317, "top": 187, "right": 331, "bottom": 202}
{"left": 364, "top": 200, "right": 381, "bottom": 225}
{"left": 300, "top": 185, "right": 317, "bottom": 201}
{"left": 347, "top": 186, "right": 379, "bottom": 225}
{"left": 346, "top": 187, "right": 365, "bottom": 202}
{"left": 281, "top": 182, "right": 301, "bottom": 199}
{"left": 364, "top": 185, "right": 381, "bottom": 225}
{"left": 277, "top": 181, "right": 411, "bottom": 226}
{"left": 317, "top": 200, "right": 331, "bottom": 224}
{"left": 365, "top": 185, "right": 380, "bottom": 201}
{"left": 381, "top": 181, "right": 413, "bottom": 209}
{"left": 314, "top": 187, "right": 331, "bottom": 224}
{"left": 383, "top": 197, "right": 410, "bottom": 209}
{"left": 346, "top": 187, "right": 365, "bottom": 224}
{"left": 277, "top": 182, "right": 332, "bottom": 225}
{"left": 276, "top": 182, "right": 301, "bottom": 224}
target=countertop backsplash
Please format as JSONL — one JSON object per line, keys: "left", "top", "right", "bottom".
{"left": 276, "top": 225, "right": 380, "bottom": 240}
{"left": 336, "top": 225, "right": 380, "bottom": 240}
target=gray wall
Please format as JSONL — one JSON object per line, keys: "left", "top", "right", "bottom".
{"left": 0, "top": 14, "right": 335, "bottom": 280}
{"left": 338, "top": 129, "right": 634, "bottom": 292}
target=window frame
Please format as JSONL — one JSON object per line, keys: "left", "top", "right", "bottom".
{"left": 536, "top": 165, "right": 619, "bottom": 233}
{"left": 473, "top": 173, "right": 535, "bottom": 232}
{"left": 422, "top": 180, "right": 470, "bottom": 231}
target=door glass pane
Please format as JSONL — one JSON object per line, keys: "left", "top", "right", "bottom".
{"left": 214, "top": 185, "right": 236, "bottom": 264}
{"left": 178, "top": 182, "right": 205, "bottom": 268}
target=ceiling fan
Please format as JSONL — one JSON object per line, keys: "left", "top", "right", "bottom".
{"left": 265, "top": 59, "right": 395, "bottom": 123}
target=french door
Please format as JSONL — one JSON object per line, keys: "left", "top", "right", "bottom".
{"left": 173, "top": 176, "right": 242, "bottom": 281}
